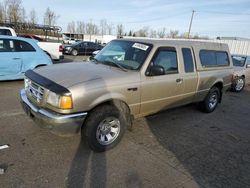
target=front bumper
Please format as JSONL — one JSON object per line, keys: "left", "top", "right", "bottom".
{"left": 20, "top": 89, "right": 87, "bottom": 136}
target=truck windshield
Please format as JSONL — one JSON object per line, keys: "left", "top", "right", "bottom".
{"left": 232, "top": 55, "right": 246, "bottom": 67}
{"left": 94, "top": 40, "right": 152, "bottom": 70}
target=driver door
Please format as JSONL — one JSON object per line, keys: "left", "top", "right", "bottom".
{"left": 140, "top": 47, "right": 185, "bottom": 116}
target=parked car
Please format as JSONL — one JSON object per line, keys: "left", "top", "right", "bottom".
{"left": 231, "top": 54, "right": 250, "bottom": 92}
{"left": 63, "top": 41, "right": 103, "bottom": 56}
{"left": 20, "top": 39, "right": 233, "bottom": 152}
{"left": 0, "top": 35, "right": 53, "bottom": 81}
{"left": 18, "top": 34, "right": 44, "bottom": 42}
{"left": 18, "top": 34, "right": 64, "bottom": 61}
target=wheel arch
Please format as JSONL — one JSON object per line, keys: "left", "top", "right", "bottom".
{"left": 83, "top": 98, "right": 132, "bottom": 130}
{"left": 212, "top": 81, "right": 223, "bottom": 103}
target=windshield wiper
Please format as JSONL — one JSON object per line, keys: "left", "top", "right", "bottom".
{"left": 101, "top": 60, "right": 128, "bottom": 72}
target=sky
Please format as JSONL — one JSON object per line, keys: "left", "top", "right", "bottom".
{"left": 19, "top": 0, "right": 250, "bottom": 38}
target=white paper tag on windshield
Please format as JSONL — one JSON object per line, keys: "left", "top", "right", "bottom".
{"left": 132, "top": 43, "right": 149, "bottom": 51}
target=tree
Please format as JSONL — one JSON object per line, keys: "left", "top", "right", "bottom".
{"left": 136, "top": 26, "right": 149, "bottom": 37}
{"left": 157, "top": 27, "right": 167, "bottom": 38}
{"left": 67, "top": 21, "right": 76, "bottom": 33}
{"left": 150, "top": 29, "right": 157, "bottom": 38}
{"left": 0, "top": 3, "right": 4, "bottom": 23}
{"left": 6, "top": 0, "right": 23, "bottom": 23}
{"left": 76, "top": 21, "right": 85, "bottom": 34}
{"left": 100, "top": 19, "right": 107, "bottom": 36}
{"left": 116, "top": 24, "right": 124, "bottom": 37}
{"left": 128, "top": 30, "right": 133, "bottom": 36}
{"left": 107, "top": 23, "right": 113, "bottom": 35}
{"left": 168, "top": 30, "right": 179, "bottom": 38}
{"left": 43, "top": 7, "right": 58, "bottom": 26}
{"left": 29, "top": 9, "right": 37, "bottom": 25}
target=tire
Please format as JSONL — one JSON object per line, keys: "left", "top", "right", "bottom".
{"left": 232, "top": 77, "right": 245, "bottom": 92}
{"left": 82, "top": 104, "right": 127, "bottom": 152}
{"left": 199, "top": 87, "right": 220, "bottom": 113}
{"left": 71, "top": 49, "right": 78, "bottom": 56}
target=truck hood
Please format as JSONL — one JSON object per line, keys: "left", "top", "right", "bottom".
{"left": 33, "top": 62, "right": 139, "bottom": 88}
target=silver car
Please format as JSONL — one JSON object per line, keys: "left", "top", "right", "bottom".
{"left": 232, "top": 55, "right": 250, "bottom": 92}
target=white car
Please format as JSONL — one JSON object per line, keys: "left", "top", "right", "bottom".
{"left": 231, "top": 55, "right": 250, "bottom": 92}
{"left": 0, "top": 26, "right": 17, "bottom": 36}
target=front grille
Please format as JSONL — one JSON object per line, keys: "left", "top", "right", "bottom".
{"left": 25, "top": 78, "right": 45, "bottom": 104}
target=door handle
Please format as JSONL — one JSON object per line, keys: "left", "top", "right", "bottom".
{"left": 13, "top": 57, "right": 21, "bottom": 60}
{"left": 176, "top": 78, "right": 183, "bottom": 83}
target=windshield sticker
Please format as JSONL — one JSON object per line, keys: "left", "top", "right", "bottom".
{"left": 132, "top": 43, "right": 149, "bottom": 51}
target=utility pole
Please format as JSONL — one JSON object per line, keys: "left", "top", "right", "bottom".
{"left": 188, "top": 10, "right": 195, "bottom": 39}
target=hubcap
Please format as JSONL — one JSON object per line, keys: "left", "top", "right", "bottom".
{"left": 96, "top": 117, "right": 120, "bottom": 145}
{"left": 235, "top": 78, "right": 244, "bottom": 91}
{"left": 208, "top": 93, "right": 218, "bottom": 109}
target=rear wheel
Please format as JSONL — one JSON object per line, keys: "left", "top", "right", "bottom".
{"left": 82, "top": 104, "right": 127, "bottom": 152}
{"left": 199, "top": 87, "right": 220, "bottom": 113}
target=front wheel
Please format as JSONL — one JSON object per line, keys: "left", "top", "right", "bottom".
{"left": 232, "top": 77, "right": 245, "bottom": 92}
{"left": 71, "top": 49, "right": 78, "bottom": 56}
{"left": 199, "top": 87, "right": 220, "bottom": 113}
{"left": 82, "top": 105, "right": 127, "bottom": 152}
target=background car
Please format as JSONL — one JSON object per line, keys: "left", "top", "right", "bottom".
{"left": 63, "top": 41, "right": 103, "bottom": 56}
{"left": 231, "top": 54, "right": 250, "bottom": 92}
{"left": 0, "top": 35, "right": 53, "bottom": 81}
{"left": 18, "top": 34, "right": 44, "bottom": 42}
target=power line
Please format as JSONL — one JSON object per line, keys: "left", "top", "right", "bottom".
{"left": 196, "top": 10, "right": 250, "bottom": 16}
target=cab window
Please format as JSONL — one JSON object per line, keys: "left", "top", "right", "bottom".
{"left": 182, "top": 48, "right": 194, "bottom": 73}
{"left": 153, "top": 47, "right": 178, "bottom": 74}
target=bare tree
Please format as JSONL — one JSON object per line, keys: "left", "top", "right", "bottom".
{"left": 137, "top": 26, "right": 149, "bottom": 37}
{"left": 20, "top": 7, "right": 26, "bottom": 23}
{"left": 0, "top": 3, "right": 4, "bottom": 23}
{"left": 67, "top": 21, "right": 76, "bottom": 33}
{"left": 86, "top": 21, "right": 99, "bottom": 35}
{"left": 157, "top": 27, "right": 167, "bottom": 38}
{"left": 29, "top": 9, "right": 37, "bottom": 25}
{"left": 76, "top": 21, "right": 85, "bottom": 34}
{"left": 107, "top": 23, "right": 113, "bottom": 35}
{"left": 100, "top": 19, "right": 107, "bottom": 36}
{"left": 168, "top": 29, "right": 179, "bottom": 38}
{"left": 6, "top": 0, "right": 23, "bottom": 23}
{"left": 43, "top": 7, "right": 58, "bottom": 26}
{"left": 116, "top": 24, "right": 124, "bottom": 37}
{"left": 150, "top": 29, "right": 157, "bottom": 38}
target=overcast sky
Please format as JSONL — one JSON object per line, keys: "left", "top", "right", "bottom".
{"left": 21, "top": 0, "right": 250, "bottom": 38}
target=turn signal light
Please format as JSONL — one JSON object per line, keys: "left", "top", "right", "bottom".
{"left": 59, "top": 96, "right": 73, "bottom": 109}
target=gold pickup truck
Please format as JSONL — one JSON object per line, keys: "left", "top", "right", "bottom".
{"left": 20, "top": 39, "right": 233, "bottom": 152}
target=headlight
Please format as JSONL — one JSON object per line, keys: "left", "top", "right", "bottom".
{"left": 66, "top": 47, "right": 72, "bottom": 50}
{"left": 47, "top": 91, "right": 73, "bottom": 109}
{"left": 24, "top": 77, "right": 31, "bottom": 90}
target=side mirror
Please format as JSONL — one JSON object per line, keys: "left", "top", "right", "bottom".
{"left": 246, "top": 64, "right": 250, "bottom": 68}
{"left": 147, "top": 65, "right": 165, "bottom": 76}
